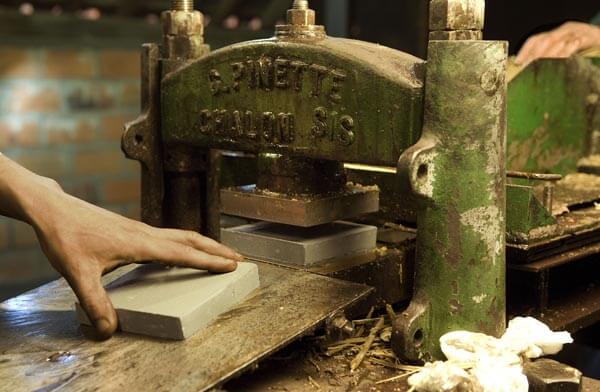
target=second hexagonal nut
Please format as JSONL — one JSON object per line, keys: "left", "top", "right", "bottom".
{"left": 287, "top": 8, "right": 316, "bottom": 26}
{"left": 162, "top": 10, "right": 204, "bottom": 36}
{"left": 429, "top": 0, "right": 485, "bottom": 31}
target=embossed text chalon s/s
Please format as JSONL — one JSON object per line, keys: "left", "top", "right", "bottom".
{"left": 198, "top": 57, "right": 354, "bottom": 147}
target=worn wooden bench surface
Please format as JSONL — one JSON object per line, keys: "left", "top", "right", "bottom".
{"left": 0, "top": 262, "right": 372, "bottom": 391}
{"left": 1, "top": 261, "right": 598, "bottom": 392}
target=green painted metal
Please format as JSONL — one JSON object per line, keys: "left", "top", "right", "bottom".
{"left": 161, "top": 37, "right": 425, "bottom": 166}
{"left": 506, "top": 184, "right": 556, "bottom": 241}
{"left": 393, "top": 40, "right": 508, "bottom": 363}
{"left": 507, "top": 57, "right": 600, "bottom": 176}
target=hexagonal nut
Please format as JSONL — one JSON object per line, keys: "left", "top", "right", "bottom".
{"left": 161, "top": 10, "right": 204, "bottom": 36}
{"left": 163, "top": 35, "right": 209, "bottom": 60}
{"left": 287, "top": 8, "right": 315, "bottom": 26}
{"left": 429, "top": 0, "right": 485, "bottom": 31}
{"left": 429, "top": 29, "right": 483, "bottom": 41}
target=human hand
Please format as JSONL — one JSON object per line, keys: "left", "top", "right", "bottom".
{"left": 23, "top": 177, "right": 242, "bottom": 340}
{"left": 515, "top": 22, "right": 600, "bottom": 66}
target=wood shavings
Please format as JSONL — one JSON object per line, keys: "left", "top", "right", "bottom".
{"left": 353, "top": 317, "right": 381, "bottom": 325}
{"left": 380, "top": 327, "right": 392, "bottom": 342}
{"left": 375, "top": 246, "right": 389, "bottom": 257}
{"left": 350, "top": 317, "right": 385, "bottom": 372}
{"left": 308, "top": 375, "right": 321, "bottom": 390}
{"left": 385, "top": 304, "right": 397, "bottom": 321}
{"left": 375, "top": 370, "right": 421, "bottom": 385}
{"left": 307, "top": 350, "right": 321, "bottom": 373}
{"left": 353, "top": 306, "right": 374, "bottom": 338}
{"left": 320, "top": 303, "right": 427, "bottom": 388}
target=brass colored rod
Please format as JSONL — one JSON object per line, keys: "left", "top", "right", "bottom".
{"left": 172, "top": 0, "right": 193, "bottom": 12}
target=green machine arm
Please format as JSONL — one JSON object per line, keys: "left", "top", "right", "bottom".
{"left": 392, "top": 0, "right": 508, "bottom": 362}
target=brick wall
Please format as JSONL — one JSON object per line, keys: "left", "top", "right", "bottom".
{"left": 0, "top": 47, "right": 141, "bottom": 299}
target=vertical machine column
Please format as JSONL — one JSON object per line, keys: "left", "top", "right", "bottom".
{"left": 393, "top": 0, "right": 508, "bottom": 362}
{"left": 160, "top": 1, "right": 218, "bottom": 237}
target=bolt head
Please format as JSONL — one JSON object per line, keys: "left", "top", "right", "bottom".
{"left": 287, "top": 8, "right": 315, "bottom": 26}
{"left": 163, "top": 34, "right": 208, "bottom": 60}
{"left": 429, "top": 0, "right": 485, "bottom": 31}
{"left": 162, "top": 10, "right": 204, "bottom": 36}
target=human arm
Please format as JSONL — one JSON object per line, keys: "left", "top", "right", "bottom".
{"left": 0, "top": 154, "right": 242, "bottom": 339}
{"left": 515, "top": 21, "right": 600, "bottom": 65}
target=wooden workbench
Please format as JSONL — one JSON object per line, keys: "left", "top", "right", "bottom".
{"left": 1, "top": 267, "right": 598, "bottom": 392}
{"left": 0, "top": 263, "right": 374, "bottom": 391}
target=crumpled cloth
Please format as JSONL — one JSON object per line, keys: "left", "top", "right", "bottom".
{"left": 407, "top": 361, "right": 472, "bottom": 392}
{"left": 501, "top": 317, "right": 573, "bottom": 359}
{"left": 408, "top": 317, "right": 572, "bottom": 392}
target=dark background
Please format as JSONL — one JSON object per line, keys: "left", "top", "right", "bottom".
{"left": 338, "top": 0, "right": 600, "bottom": 58}
{"left": 1, "top": 1, "right": 598, "bottom": 57}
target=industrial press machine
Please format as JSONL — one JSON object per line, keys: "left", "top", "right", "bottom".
{"left": 121, "top": 0, "right": 600, "bottom": 379}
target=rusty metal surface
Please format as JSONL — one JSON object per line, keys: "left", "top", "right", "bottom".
{"left": 247, "top": 245, "right": 413, "bottom": 312}
{"left": 508, "top": 271, "right": 600, "bottom": 335}
{"left": 275, "top": 0, "right": 326, "bottom": 41}
{"left": 583, "top": 377, "right": 600, "bottom": 392}
{"left": 508, "top": 205, "right": 600, "bottom": 262}
{"left": 309, "top": 247, "right": 414, "bottom": 309}
{"left": 221, "top": 183, "right": 379, "bottom": 227}
{"left": 161, "top": 9, "right": 209, "bottom": 60}
{"left": 578, "top": 154, "right": 600, "bottom": 175}
{"left": 429, "top": 0, "right": 484, "bottom": 31}
{"left": 346, "top": 166, "right": 418, "bottom": 224}
{"left": 206, "top": 150, "right": 223, "bottom": 239}
{"left": 428, "top": 0, "right": 484, "bottom": 41}
{"left": 0, "top": 262, "right": 372, "bottom": 391}
{"left": 537, "top": 173, "right": 600, "bottom": 211}
{"left": 524, "top": 359, "right": 582, "bottom": 392}
{"left": 377, "top": 226, "right": 417, "bottom": 245}
{"left": 162, "top": 171, "right": 205, "bottom": 231}
{"left": 257, "top": 154, "right": 346, "bottom": 195}
{"left": 393, "top": 37, "right": 508, "bottom": 362}
{"left": 122, "top": 43, "right": 165, "bottom": 227}
{"left": 538, "top": 281, "right": 600, "bottom": 333}
{"left": 510, "top": 241, "right": 600, "bottom": 273}
{"left": 508, "top": 171, "right": 563, "bottom": 181}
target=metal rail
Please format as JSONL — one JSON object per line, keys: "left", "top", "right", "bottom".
{"left": 507, "top": 170, "right": 563, "bottom": 182}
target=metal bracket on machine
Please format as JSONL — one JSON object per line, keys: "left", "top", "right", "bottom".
{"left": 392, "top": 0, "right": 509, "bottom": 362}
{"left": 122, "top": 44, "right": 165, "bottom": 227}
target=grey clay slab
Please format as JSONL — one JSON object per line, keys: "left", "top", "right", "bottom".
{"left": 76, "top": 262, "right": 260, "bottom": 340}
